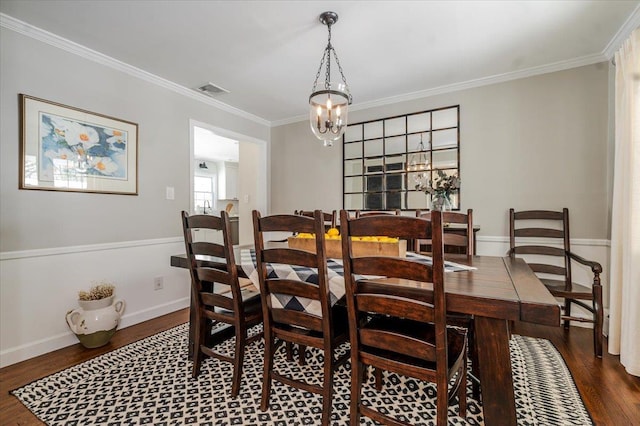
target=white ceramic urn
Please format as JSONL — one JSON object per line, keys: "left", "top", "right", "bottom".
{"left": 65, "top": 295, "right": 125, "bottom": 348}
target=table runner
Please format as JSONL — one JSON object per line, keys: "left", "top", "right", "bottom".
{"left": 240, "top": 249, "right": 476, "bottom": 316}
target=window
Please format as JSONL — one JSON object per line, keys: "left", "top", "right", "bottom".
{"left": 343, "top": 105, "right": 460, "bottom": 211}
{"left": 194, "top": 175, "right": 214, "bottom": 214}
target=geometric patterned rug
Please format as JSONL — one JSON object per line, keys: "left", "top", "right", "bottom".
{"left": 10, "top": 324, "right": 593, "bottom": 425}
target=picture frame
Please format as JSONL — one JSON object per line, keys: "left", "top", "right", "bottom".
{"left": 19, "top": 94, "right": 139, "bottom": 195}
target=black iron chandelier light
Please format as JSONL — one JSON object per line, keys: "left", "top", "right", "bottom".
{"left": 309, "top": 11, "right": 352, "bottom": 147}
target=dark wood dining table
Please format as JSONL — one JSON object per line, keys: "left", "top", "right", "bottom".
{"left": 170, "top": 247, "right": 560, "bottom": 426}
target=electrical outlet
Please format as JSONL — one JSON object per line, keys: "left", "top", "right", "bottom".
{"left": 154, "top": 276, "right": 164, "bottom": 291}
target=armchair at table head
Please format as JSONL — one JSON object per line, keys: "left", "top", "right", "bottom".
{"left": 340, "top": 209, "right": 468, "bottom": 425}
{"left": 509, "top": 208, "right": 604, "bottom": 357}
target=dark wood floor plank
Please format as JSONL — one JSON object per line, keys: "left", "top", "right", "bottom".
{"left": 1, "top": 309, "right": 638, "bottom": 425}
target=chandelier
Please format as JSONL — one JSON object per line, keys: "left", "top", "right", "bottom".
{"left": 408, "top": 133, "right": 430, "bottom": 190}
{"left": 309, "top": 11, "right": 352, "bottom": 147}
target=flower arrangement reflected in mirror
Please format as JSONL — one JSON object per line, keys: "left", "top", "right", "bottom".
{"left": 416, "top": 170, "right": 460, "bottom": 211}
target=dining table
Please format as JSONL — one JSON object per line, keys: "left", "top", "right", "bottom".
{"left": 170, "top": 244, "right": 560, "bottom": 426}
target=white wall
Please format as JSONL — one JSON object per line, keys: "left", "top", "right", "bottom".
{"left": 0, "top": 26, "right": 270, "bottom": 367}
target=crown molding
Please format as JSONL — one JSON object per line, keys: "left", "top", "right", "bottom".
{"left": 0, "top": 13, "right": 270, "bottom": 127}
{"left": 2, "top": 11, "right": 627, "bottom": 129}
{"left": 272, "top": 52, "right": 608, "bottom": 127}
{"left": 602, "top": 4, "right": 640, "bottom": 59}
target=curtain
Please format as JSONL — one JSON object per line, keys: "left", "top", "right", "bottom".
{"left": 608, "top": 27, "right": 640, "bottom": 376}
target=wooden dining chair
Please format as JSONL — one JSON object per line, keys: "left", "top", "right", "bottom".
{"left": 509, "top": 208, "right": 604, "bottom": 357}
{"left": 340, "top": 209, "right": 468, "bottom": 425}
{"left": 181, "top": 211, "right": 263, "bottom": 397}
{"left": 414, "top": 209, "right": 474, "bottom": 255}
{"left": 424, "top": 209, "right": 479, "bottom": 397}
{"left": 295, "top": 209, "right": 337, "bottom": 229}
{"left": 252, "top": 210, "right": 350, "bottom": 426}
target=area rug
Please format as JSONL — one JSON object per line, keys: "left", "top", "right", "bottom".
{"left": 11, "top": 324, "right": 592, "bottom": 425}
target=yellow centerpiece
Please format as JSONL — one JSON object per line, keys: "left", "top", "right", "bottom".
{"left": 288, "top": 228, "right": 405, "bottom": 258}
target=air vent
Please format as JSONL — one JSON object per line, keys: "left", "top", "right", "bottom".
{"left": 196, "top": 82, "right": 230, "bottom": 97}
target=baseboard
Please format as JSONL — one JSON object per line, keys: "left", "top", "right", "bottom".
{"left": 0, "top": 298, "right": 189, "bottom": 369}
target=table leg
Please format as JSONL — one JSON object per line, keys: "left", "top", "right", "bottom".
{"left": 474, "top": 316, "right": 517, "bottom": 426}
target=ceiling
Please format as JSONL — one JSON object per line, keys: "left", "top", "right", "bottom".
{"left": 193, "top": 127, "right": 239, "bottom": 163}
{"left": 1, "top": 1, "right": 639, "bottom": 125}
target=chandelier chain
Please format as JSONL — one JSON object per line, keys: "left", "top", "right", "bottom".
{"left": 311, "top": 49, "right": 327, "bottom": 93}
{"left": 310, "top": 18, "right": 351, "bottom": 100}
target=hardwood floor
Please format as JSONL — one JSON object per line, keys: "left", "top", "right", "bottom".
{"left": 1, "top": 309, "right": 638, "bottom": 425}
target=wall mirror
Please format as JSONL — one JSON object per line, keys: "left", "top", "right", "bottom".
{"left": 342, "top": 105, "right": 460, "bottom": 211}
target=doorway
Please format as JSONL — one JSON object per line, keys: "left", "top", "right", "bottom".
{"left": 190, "top": 120, "right": 268, "bottom": 246}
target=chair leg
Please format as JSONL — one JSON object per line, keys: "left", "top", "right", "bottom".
{"left": 285, "top": 342, "right": 294, "bottom": 361}
{"left": 261, "top": 331, "right": 274, "bottom": 411}
{"left": 436, "top": 375, "right": 448, "bottom": 425}
{"left": 374, "top": 367, "right": 383, "bottom": 391}
{"left": 298, "top": 345, "right": 307, "bottom": 366}
{"left": 468, "top": 322, "right": 481, "bottom": 401}
{"left": 192, "top": 315, "right": 205, "bottom": 378}
{"left": 563, "top": 299, "right": 572, "bottom": 329}
{"left": 231, "top": 329, "right": 245, "bottom": 398}
{"left": 321, "top": 349, "right": 334, "bottom": 426}
{"left": 593, "top": 284, "right": 604, "bottom": 358}
{"left": 458, "top": 354, "right": 467, "bottom": 418}
{"left": 350, "top": 358, "right": 364, "bottom": 425}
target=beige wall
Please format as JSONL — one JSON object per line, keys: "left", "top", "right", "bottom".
{"left": 270, "top": 62, "right": 610, "bottom": 239}
{"left": 0, "top": 28, "right": 269, "bottom": 252}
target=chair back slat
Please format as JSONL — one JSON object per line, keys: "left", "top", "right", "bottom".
{"left": 512, "top": 245, "right": 564, "bottom": 257}
{"left": 351, "top": 256, "right": 432, "bottom": 283}
{"left": 514, "top": 228, "right": 565, "bottom": 239}
{"left": 271, "top": 309, "right": 323, "bottom": 332}
{"left": 197, "top": 266, "right": 233, "bottom": 286}
{"left": 259, "top": 214, "right": 316, "bottom": 233}
{"left": 355, "top": 294, "right": 435, "bottom": 323}
{"left": 513, "top": 210, "right": 564, "bottom": 220}
{"left": 349, "top": 215, "right": 430, "bottom": 240}
{"left": 262, "top": 248, "right": 319, "bottom": 268}
{"left": 201, "top": 292, "right": 235, "bottom": 311}
{"left": 191, "top": 242, "right": 226, "bottom": 259}
{"left": 266, "top": 278, "right": 321, "bottom": 300}
{"left": 359, "top": 329, "right": 436, "bottom": 360}
{"left": 355, "top": 209, "right": 401, "bottom": 218}
{"left": 186, "top": 214, "right": 225, "bottom": 230}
